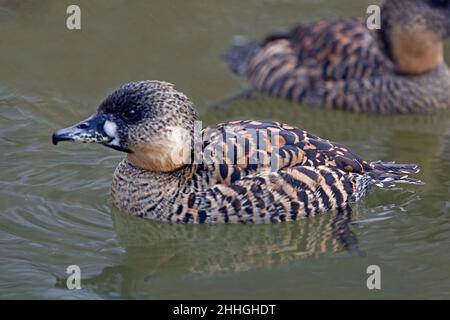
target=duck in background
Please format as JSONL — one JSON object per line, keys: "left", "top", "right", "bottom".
{"left": 221, "top": 0, "right": 450, "bottom": 113}
{"left": 52, "top": 80, "right": 423, "bottom": 224}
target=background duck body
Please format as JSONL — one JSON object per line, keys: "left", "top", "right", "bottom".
{"left": 223, "top": 0, "right": 450, "bottom": 113}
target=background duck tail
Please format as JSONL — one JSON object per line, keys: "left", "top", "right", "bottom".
{"left": 221, "top": 36, "right": 260, "bottom": 76}
{"left": 368, "top": 161, "right": 424, "bottom": 187}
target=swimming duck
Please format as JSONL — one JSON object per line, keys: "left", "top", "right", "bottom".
{"left": 221, "top": 0, "right": 450, "bottom": 113}
{"left": 52, "top": 81, "right": 423, "bottom": 223}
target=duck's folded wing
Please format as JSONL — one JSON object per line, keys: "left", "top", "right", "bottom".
{"left": 194, "top": 120, "right": 371, "bottom": 185}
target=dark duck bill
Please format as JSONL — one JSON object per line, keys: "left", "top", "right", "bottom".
{"left": 52, "top": 114, "right": 132, "bottom": 153}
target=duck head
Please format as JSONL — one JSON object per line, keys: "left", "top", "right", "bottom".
{"left": 382, "top": 0, "right": 450, "bottom": 74}
{"left": 52, "top": 80, "right": 198, "bottom": 172}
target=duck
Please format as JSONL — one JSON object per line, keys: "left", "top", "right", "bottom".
{"left": 52, "top": 80, "right": 423, "bottom": 224}
{"left": 221, "top": 0, "right": 450, "bottom": 113}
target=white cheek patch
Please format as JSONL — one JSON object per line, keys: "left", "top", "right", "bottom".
{"left": 103, "top": 120, "right": 121, "bottom": 146}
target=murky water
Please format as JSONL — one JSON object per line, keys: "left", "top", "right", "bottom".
{"left": 1, "top": 0, "right": 450, "bottom": 299}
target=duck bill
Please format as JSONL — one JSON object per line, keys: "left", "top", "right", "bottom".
{"left": 52, "top": 114, "right": 111, "bottom": 146}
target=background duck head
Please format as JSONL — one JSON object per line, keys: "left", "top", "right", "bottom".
{"left": 52, "top": 80, "right": 199, "bottom": 172}
{"left": 382, "top": 0, "right": 450, "bottom": 75}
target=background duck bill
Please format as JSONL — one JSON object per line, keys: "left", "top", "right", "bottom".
{"left": 52, "top": 114, "right": 110, "bottom": 145}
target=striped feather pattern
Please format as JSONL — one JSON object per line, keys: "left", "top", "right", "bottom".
{"left": 111, "top": 120, "right": 422, "bottom": 224}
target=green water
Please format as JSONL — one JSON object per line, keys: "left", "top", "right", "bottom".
{"left": 1, "top": 0, "right": 449, "bottom": 299}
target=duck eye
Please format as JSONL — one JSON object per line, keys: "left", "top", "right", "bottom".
{"left": 122, "top": 108, "right": 139, "bottom": 121}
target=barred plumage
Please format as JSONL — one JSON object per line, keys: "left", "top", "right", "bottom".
{"left": 52, "top": 80, "right": 424, "bottom": 224}
{"left": 222, "top": 0, "right": 450, "bottom": 113}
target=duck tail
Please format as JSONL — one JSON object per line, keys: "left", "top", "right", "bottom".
{"left": 221, "top": 36, "right": 260, "bottom": 76}
{"left": 368, "top": 161, "right": 424, "bottom": 187}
